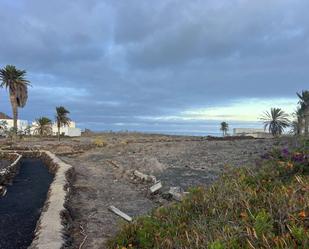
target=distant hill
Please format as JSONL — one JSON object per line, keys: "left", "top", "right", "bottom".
{"left": 0, "top": 112, "right": 12, "bottom": 119}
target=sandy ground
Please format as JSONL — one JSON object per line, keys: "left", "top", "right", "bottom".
{"left": 0, "top": 133, "right": 292, "bottom": 248}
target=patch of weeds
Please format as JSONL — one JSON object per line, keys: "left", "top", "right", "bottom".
{"left": 92, "top": 137, "right": 107, "bottom": 147}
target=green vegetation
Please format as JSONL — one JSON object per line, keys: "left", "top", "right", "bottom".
{"left": 108, "top": 139, "right": 309, "bottom": 249}
{"left": 55, "top": 106, "right": 71, "bottom": 141}
{"left": 0, "top": 65, "right": 30, "bottom": 134}
{"left": 297, "top": 90, "right": 309, "bottom": 136}
{"left": 34, "top": 117, "right": 52, "bottom": 136}
{"left": 261, "top": 108, "right": 290, "bottom": 136}
{"left": 220, "top": 122, "right": 229, "bottom": 136}
{"left": 291, "top": 108, "right": 303, "bottom": 135}
{"left": 0, "top": 120, "right": 8, "bottom": 134}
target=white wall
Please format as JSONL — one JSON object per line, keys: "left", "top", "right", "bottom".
{"left": 67, "top": 127, "right": 82, "bottom": 137}
{"left": 52, "top": 122, "right": 81, "bottom": 137}
{"left": 1, "top": 119, "right": 82, "bottom": 137}
{"left": 233, "top": 128, "right": 272, "bottom": 138}
{"left": 233, "top": 128, "right": 266, "bottom": 134}
{"left": 0, "top": 119, "right": 28, "bottom": 131}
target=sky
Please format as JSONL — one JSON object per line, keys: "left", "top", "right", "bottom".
{"left": 0, "top": 0, "right": 308, "bottom": 135}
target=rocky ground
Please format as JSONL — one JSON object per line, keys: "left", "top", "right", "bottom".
{"left": 0, "top": 133, "right": 293, "bottom": 248}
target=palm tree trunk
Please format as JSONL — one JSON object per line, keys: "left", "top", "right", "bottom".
{"left": 58, "top": 126, "right": 60, "bottom": 141}
{"left": 305, "top": 108, "right": 309, "bottom": 136}
{"left": 9, "top": 92, "right": 18, "bottom": 135}
{"left": 298, "top": 117, "right": 302, "bottom": 134}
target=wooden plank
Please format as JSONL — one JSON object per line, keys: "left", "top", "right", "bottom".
{"left": 109, "top": 205, "right": 132, "bottom": 222}
{"left": 150, "top": 181, "right": 162, "bottom": 193}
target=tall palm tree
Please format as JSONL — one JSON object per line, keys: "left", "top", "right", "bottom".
{"left": 294, "top": 107, "right": 304, "bottom": 135}
{"left": 260, "top": 108, "right": 290, "bottom": 136}
{"left": 220, "top": 122, "right": 229, "bottom": 136}
{"left": 34, "top": 117, "right": 52, "bottom": 137}
{"left": 55, "top": 106, "right": 71, "bottom": 141}
{"left": 0, "top": 65, "right": 30, "bottom": 134}
{"left": 297, "top": 90, "right": 309, "bottom": 136}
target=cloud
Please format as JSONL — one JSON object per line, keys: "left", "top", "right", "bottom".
{"left": 0, "top": 0, "right": 308, "bottom": 133}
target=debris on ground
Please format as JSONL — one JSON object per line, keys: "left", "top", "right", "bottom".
{"left": 150, "top": 181, "right": 162, "bottom": 193}
{"left": 108, "top": 206, "right": 133, "bottom": 222}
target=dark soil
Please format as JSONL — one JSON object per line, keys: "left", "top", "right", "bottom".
{"left": 0, "top": 159, "right": 11, "bottom": 170}
{"left": 0, "top": 159, "right": 53, "bottom": 249}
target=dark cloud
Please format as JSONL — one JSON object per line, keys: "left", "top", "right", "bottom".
{"left": 0, "top": 0, "right": 308, "bottom": 133}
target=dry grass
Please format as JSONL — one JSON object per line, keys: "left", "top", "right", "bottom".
{"left": 107, "top": 138, "right": 309, "bottom": 249}
{"left": 92, "top": 137, "right": 108, "bottom": 147}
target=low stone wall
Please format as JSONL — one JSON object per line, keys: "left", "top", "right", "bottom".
{"left": 28, "top": 151, "right": 73, "bottom": 249}
{"left": 0, "top": 152, "right": 22, "bottom": 185}
{"left": 0, "top": 149, "right": 74, "bottom": 249}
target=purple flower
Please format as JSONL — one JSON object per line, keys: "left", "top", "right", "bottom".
{"left": 291, "top": 153, "right": 305, "bottom": 163}
{"left": 282, "top": 148, "right": 290, "bottom": 157}
{"left": 261, "top": 153, "right": 270, "bottom": 160}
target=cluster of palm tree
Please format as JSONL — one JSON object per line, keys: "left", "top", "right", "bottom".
{"left": 0, "top": 64, "right": 71, "bottom": 141}
{"left": 219, "top": 91, "right": 308, "bottom": 137}
{"left": 261, "top": 90, "right": 309, "bottom": 136}
{"left": 33, "top": 106, "right": 71, "bottom": 140}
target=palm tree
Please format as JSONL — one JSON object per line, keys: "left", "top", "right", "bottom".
{"left": 293, "top": 107, "right": 304, "bottom": 135}
{"left": 260, "top": 108, "right": 290, "bottom": 136}
{"left": 297, "top": 90, "right": 309, "bottom": 136}
{"left": 0, "top": 65, "right": 30, "bottom": 134}
{"left": 55, "top": 106, "right": 71, "bottom": 141}
{"left": 290, "top": 120, "right": 301, "bottom": 135}
{"left": 34, "top": 117, "right": 52, "bottom": 137}
{"left": 220, "top": 122, "right": 229, "bottom": 136}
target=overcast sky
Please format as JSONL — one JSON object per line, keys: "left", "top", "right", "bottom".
{"left": 0, "top": 0, "right": 308, "bottom": 134}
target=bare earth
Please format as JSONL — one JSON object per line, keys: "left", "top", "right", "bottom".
{"left": 0, "top": 133, "right": 291, "bottom": 248}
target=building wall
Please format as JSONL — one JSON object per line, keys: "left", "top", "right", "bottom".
{"left": 67, "top": 127, "right": 82, "bottom": 137}
{"left": 233, "top": 128, "right": 266, "bottom": 134}
{"left": 0, "top": 119, "right": 29, "bottom": 131}
{"left": 233, "top": 128, "right": 272, "bottom": 138}
{"left": 30, "top": 120, "right": 81, "bottom": 137}
{"left": 51, "top": 122, "right": 81, "bottom": 137}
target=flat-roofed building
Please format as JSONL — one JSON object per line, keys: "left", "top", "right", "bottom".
{"left": 233, "top": 128, "right": 272, "bottom": 138}
{"left": 52, "top": 121, "right": 81, "bottom": 137}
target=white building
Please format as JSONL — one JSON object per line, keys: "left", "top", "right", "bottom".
{"left": 0, "top": 112, "right": 81, "bottom": 137}
{"left": 52, "top": 121, "right": 81, "bottom": 137}
{"left": 0, "top": 112, "right": 29, "bottom": 133}
{"left": 31, "top": 120, "right": 81, "bottom": 137}
{"left": 233, "top": 128, "right": 272, "bottom": 138}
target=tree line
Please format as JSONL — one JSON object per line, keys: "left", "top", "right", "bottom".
{"left": 220, "top": 90, "right": 309, "bottom": 137}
